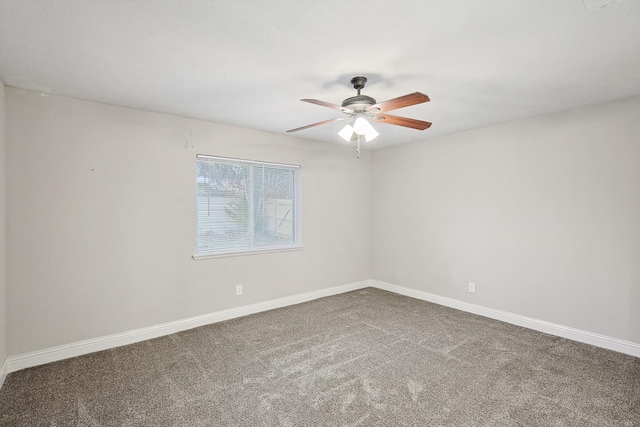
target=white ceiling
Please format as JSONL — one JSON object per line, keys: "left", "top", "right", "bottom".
{"left": 1, "top": 0, "right": 639, "bottom": 150}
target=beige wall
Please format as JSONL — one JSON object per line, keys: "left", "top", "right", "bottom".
{"left": 372, "top": 96, "right": 640, "bottom": 343}
{"left": 0, "top": 82, "right": 6, "bottom": 364}
{"left": 5, "top": 86, "right": 639, "bottom": 357}
{"left": 6, "top": 88, "right": 372, "bottom": 354}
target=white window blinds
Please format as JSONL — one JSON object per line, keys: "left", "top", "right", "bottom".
{"left": 195, "top": 155, "right": 301, "bottom": 257}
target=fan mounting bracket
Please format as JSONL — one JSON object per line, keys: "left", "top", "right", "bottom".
{"left": 350, "top": 76, "right": 367, "bottom": 91}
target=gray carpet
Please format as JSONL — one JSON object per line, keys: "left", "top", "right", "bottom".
{"left": 1, "top": 288, "right": 638, "bottom": 426}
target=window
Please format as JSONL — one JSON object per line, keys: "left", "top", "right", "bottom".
{"left": 194, "top": 155, "right": 302, "bottom": 258}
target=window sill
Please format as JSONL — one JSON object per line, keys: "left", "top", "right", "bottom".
{"left": 192, "top": 244, "right": 304, "bottom": 260}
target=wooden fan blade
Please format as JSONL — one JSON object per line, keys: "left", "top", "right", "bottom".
{"left": 287, "top": 117, "right": 349, "bottom": 133}
{"left": 369, "top": 92, "right": 430, "bottom": 112}
{"left": 301, "top": 99, "right": 354, "bottom": 114}
{"left": 372, "top": 113, "right": 432, "bottom": 130}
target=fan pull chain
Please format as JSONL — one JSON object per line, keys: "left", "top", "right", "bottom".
{"left": 356, "top": 134, "right": 361, "bottom": 159}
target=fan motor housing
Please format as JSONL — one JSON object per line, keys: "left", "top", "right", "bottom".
{"left": 341, "top": 94, "right": 377, "bottom": 111}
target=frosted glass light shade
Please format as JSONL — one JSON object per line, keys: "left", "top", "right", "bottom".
{"left": 363, "top": 125, "right": 379, "bottom": 142}
{"left": 338, "top": 124, "right": 354, "bottom": 142}
{"left": 353, "top": 116, "right": 379, "bottom": 142}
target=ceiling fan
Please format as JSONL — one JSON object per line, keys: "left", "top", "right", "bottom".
{"left": 287, "top": 76, "right": 431, "bottom": 156}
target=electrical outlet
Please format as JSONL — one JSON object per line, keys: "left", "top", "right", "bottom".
{"left": 236, "top": 285, "right": 243, "bottom": 296}
{"left": 468, "top": 282, "right": 476, "bottom": 293}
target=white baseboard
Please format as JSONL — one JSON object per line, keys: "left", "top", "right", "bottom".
{"left": 371, "top": 280, "right": 640, "bottom": 358}
{"left": 0, "top": 358, "right": 8, "bottom": 390}
{"left": 4, "top": 278, "right": 638, "bottom": 380}
{"left": 5, "top": 280, "right": 371, "bottom": 374}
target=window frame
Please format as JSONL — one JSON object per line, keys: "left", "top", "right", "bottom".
{"left": 193, "top": 154, "right": 302, "bottom": 259}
